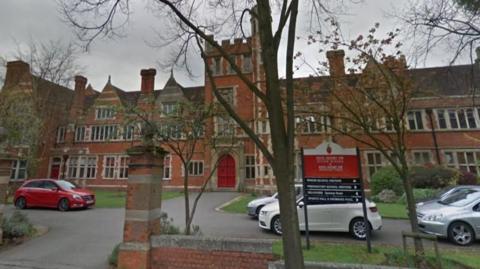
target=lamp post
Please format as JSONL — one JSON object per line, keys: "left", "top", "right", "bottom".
{"left": 0, "top": 126, "right": 8, "bottom": 244}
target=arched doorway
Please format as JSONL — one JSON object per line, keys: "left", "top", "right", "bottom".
{"left": 217, "top": 154, "right": 236, "bottom": 188}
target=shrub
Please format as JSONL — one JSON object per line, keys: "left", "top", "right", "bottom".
{"left": 109, "top": 243, "right": 120, "bottom": 267}
{"left": 1, "top": 211, "right": 35, "bottom": 239}
{"left": 372, "top": 189, "right": 398, "bottom": 203}
{"left": 371, "top": 167, "right": 404, "bottom": 196}
{"left": 409, "top": 166, "right": 458, "bottom": 189}
{"left": 159, "top": 212, "right": 180, "bottom": 235}
{"left": 397, "top": 188, "right": 439, "bottom": 204}
{"left": 458, "top": 171, "right": 479, "bottom": 185}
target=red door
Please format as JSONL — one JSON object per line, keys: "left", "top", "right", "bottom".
{"left": 50, "top": 165, "right": 60, "bottom": 179}
{"left": 217, "top": 155, "right": 236, "bottom": 188}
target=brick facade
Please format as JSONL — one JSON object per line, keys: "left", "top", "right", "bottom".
{"left": 1, "top": 22, "right": 480, "bottom": 192}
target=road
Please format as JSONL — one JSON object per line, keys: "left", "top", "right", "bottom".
{"left": 0, "top": 192, "right": 478, "bottom": 269}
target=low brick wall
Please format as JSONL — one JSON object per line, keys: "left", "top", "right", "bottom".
{"left": 150, "top": 235, "right": 277, "bottom": 269}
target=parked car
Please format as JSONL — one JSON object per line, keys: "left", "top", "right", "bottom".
{"left": 14, "top": 179, "right": 95, "bottom": 211}
{"left": 247, "top": 184, "right": 303, "bottom": 218}
{"left": 258, "top": 197, "right": 382, "bottom": 240}
{"left": 417, "top": 185, "right": 480, "bottom": 246}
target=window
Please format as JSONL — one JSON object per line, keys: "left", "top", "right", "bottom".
{"left": 366, "top": 152, "right": 384, "bottom": 179}
{"left": 56, "top": 126, "right": 66, "bottom": 143}
{"left": 216, "top": 116, "right": 235, "bottom": 137}
{"left": 211, "top": 57, "right": 222, "bottom": 75}
{"left": 75, "top": 126, "right": 86, "bottom": 142}
{"left": 407, "top": 111, "right": 424, "bottom": 130}
{"left": 123, "top": 125, "right": 134, "bottom": 140}
{"left": 91, "top": 125, "right": 119, "bottom": 141}
{"left": 412, "top": 151, "right": 432, "bottom": 165}
{"left": 243, "top": 54, "right": 252, "bottom": 73}
{"left": 437, "top": 108, "right": 480, "bottom": 129}
{"left": 118, "top": 156, "right": 129, "bottom": 179}
{"left": 67, "top": 156, "right": 97, "bottom": 179}
{"left": 218, "top": 88, "right": 234, "bottom": 106}
{"left": 103, "top": 156, "right": 116, "bottom": 179}
{"left": 163, "top": 154, "right": 171, "bottom": 180}
{"left": 245, "top": 155, "right": 255, "bottom": 179}
{"left": 160, "top": 124, "right": 182, "bottom": 139}
{"left": 103, "top": 155, "right": 129, "bottom": 179}
{"left": 257, "top": 120, "right": 269, "bottom": 134}
{"left": 162, "top": 102, "right": 177, "bottom": 115}
{"left": 444, "top": 150, "right": 480, "bottom": 175}
{"left": 298, "top": 115, "right": 331, "bottom": 134}
{"left": 186, "top": 161, "right": 204, "bottom": 176}
{"left": 96, "top": 107, "right": 115, "bottom": 120}
{"left": 436, "top": 110, "right": 447, "bottom": 129}
{"left": 10, "top": 160, "right": 27, "bottom": 180}
{"left": 263, "top": 165, "right": 270, "bottom": 177}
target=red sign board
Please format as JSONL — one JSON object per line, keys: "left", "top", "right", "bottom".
{"left": 303, "top": 155, "right": 360, "bottom": 179}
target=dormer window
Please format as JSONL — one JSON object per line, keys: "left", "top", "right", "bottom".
{"left": 96, "top": 107, "right": 115, "bottom": 120}
{"left": 163, "top": 102, "right": 178, "bottom": 115}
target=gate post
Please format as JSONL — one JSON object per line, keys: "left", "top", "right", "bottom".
{"left": 118, "top": 145, "right": 166, "bottom": 269}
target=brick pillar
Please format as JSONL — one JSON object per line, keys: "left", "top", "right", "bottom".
{"left": 0, "top": 159, "right": 11, "bottom": 244}
{"left": 118, "top": 145, "right": 166, "bottom": 269}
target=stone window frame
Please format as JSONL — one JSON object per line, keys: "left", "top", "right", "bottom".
{"left": 406, "top": 110, "right": 425, "bottom": 131}
{"left": 182, "top": 160, "right": 204, "bottom": 177}
{"left": 163, "top": 154, "right": 172, "bottom": 180}
{"left": 411, "top": 150, "right": 433, "bottom": 166}
{"left": 56, "top": 126, "right": 66, "bottom": 143}
{"left": 74, "top": 126, "right": 86, "bottom": 142}
{"left": 245, "top": 155, "right": 255, "bottom": 179}
{"left": 444, "top": 150, "right": 480, "bottom": 175}
{"left": 242, "top": 53, "right": 253, "bottom": 73}
{"left": 214, "top": 87, "right": 237, "bottom": 137}
{"left": 435, "top": 107, "right": 480, "bottom": 130}
{"left": 10, "top": 159, "right": 27, "bottom": 181}
{"left": 67, "top": 155, "right": 97, "bottom": 179}
{"left": 102, "top": 155, "right": 129, "bottom": 180}
{"left": 95, "top": 106, "right": 116, "bottom": 120}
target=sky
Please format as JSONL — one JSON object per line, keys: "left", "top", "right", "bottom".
{"left": 0, "top": 0, "right": 469, "bottom": 92}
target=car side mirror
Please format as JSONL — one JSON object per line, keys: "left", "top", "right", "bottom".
{"left": 52, "top": 187, "right": 59, "bottom": 192}
{"left": 297, "top": 201, "right": 305, "bottom": 208}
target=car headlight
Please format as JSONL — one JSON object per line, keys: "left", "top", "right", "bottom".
{"left": 260, "top": 210, "right": 267, "bottom": 216}
{"left": 72, "top": 194, "right": 82, "bottom": 200}
{"left": 423, "top": 214, "right": 444, "bottom": 222}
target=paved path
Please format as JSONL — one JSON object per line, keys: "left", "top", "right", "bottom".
{"left": 0, "top": 192, "right": 478, "bottom": 268}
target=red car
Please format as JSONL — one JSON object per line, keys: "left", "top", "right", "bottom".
{"left": 14, "top": 179, "right": 95, "bottom": 211}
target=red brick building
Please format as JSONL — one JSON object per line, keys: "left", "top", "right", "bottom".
{"left": 2, "top": 31, "right": 480, "bottom": 192}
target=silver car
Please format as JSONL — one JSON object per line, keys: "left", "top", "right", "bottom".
{"left": 247, "top": 184, "right": 303, "bottom": 217}
{"left": 417, "top": 185, "right": 480, "bottom": 245}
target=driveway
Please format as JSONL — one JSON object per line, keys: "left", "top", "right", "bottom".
{"left": 0, "top": 192, "right": 478, "bottom": 269}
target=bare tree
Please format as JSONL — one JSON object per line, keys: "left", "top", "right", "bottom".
{"left": 60, "top": 1, "right": 357, "bottom": 268}
{"left": 401, "top": 0, "right": 480, "bottom": 64}
{"left": 0, "top": 38, "right": 83, "bottom": 88}
{"left": 299, "top": 22, "right": 427, "bottom": 262}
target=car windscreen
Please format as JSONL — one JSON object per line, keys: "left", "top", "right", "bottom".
{"left": 438, "top": 189, "right": 480, "bottom": 207}
{"left": 56, "top": 180, "right": 78, "bottom": 190}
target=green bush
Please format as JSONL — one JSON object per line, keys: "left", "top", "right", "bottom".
{"left": 371, "top": 166, "right": 404, "bottom": 196}
{"left": 109, "top": 243, "right": 120, "bottom": 266}
{"left": 1, "top": 211, "right": 35, "bottom": 239}
{"left": 397, "top": 188, "right": 439, "bottom": 204}
{"left": 410, "top": 166, "right": 458, "bottom": 189}
{"left": 458, "top": 171, "right": 479, "bottom": 185}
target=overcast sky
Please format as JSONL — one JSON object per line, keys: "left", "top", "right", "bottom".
{"left": 0, "top": 0, "right": 469, "bottom": 92}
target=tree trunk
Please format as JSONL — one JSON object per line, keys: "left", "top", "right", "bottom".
{"left": 184, "top": 163, "right": 191, "bottom": 235}
{"left": 402, "top": 173, "right": 425, "bottom": 257}
{"left": 274, "top": 155, "right": 305, "bottom": 269}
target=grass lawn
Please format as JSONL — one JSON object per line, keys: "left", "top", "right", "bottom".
{"left": 6, "top": 190, "right": 183, "bottom": 208}
{"left": 376, "top": 203, "right": 408, "bottom": 219}
{"left": 273, "top": 241, "right": 480, "bottom": 269}
{"left": 94, "top": 190, "right": 183, "bottom": 208}
{"left": 221, "top": 194, "right": 257, "bottom": 214}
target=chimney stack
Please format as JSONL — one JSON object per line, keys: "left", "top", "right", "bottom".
{"left": 74, "top": 75, "right": 87, "bottom": 93}
{"left": 326, "top": 50, "right": 345, "bottom": 77}
{"left": 4, "top": 60, "right": 31, "bottom": 88}
{"left": 140, "top": 68, "right": 156, "bottom": 94}
{"left": 70, "top": 75, "right": 88, "bottom": 118}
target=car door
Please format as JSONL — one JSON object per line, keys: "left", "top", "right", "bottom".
{"left": 471, "top": 200, "right": 480, "bottom": 236}
{"left": 41, "top": 180, "right": 61, "bottom": 207}
{"left": 297, "top": 202, "right": 332, "bottom": 231}
{"left": 328, "top": 203, "right": 362, "bottom": 232}
{"left": 22, "top": 181, "right": 43, "bottom": 206}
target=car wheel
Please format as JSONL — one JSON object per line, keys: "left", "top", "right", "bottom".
{"left": 15, "top": 197, "right": 27, "bottom": 209}
{"left": 448, "top": 222, "right": 474, "bottom": 246}
{"left": 255, "top": 205, "right": 264, "bottom": 218}
{"left": 349, "top": 218, "right": 370, "bottom": 240}
{"left": 58, "top": 198, "right": 70, "bottom": 212}
{"left": 271, "top": 215, "right": 282, "bottom": 235}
